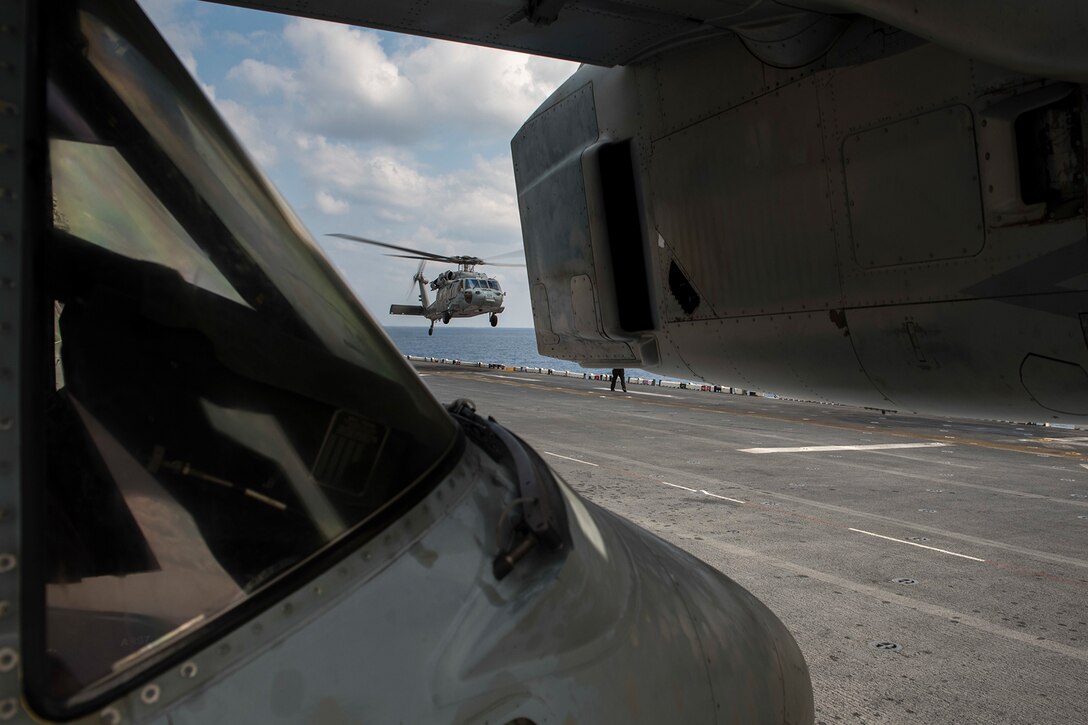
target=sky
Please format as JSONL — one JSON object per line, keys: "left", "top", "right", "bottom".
{"left": 136, "top": 0, "right": 579, "bottom": 328}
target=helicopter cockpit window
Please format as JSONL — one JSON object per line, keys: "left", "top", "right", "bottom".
{"left": 488, "top": 280, "right": 501, "bottom": 290}
{"left": 465, "top": 279, "right": 478, "bottom": 288}
{"left": 33, "top": 0, "right": 459, "bottom": 715}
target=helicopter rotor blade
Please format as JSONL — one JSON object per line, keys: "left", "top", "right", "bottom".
{"left": 330, "top": 232, "right": 520, "bottom": 267}
{"left": 385, "top": 253, "right": 449, "bottom": 262}
{"left": 407, "top": 260, "right": 426, "bottom": 297}
{"left": 327, "top": 233, "right": 454, "bottom": 262}
{"left": 487, "top": 248, "right": 526, "bottom": 260}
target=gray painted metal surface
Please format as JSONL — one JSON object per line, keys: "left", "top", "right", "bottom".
{"left": 513, "top": 20, "right": 1088, "bottom": 424}
{"left": 0, "top": 0, "right": 27, "bottom": 720}
{"left": 139, "top": 443, "right": 811, "bottom": 724}
{"left": 216, "top": 1, "right": 1088, "bottom": 81}
{"left": 513, "top": 83, "right": 640, "bottom": 364}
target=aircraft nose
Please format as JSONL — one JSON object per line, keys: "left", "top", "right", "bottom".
{"left": 741, "top": 597, "right": 814, "bottom": 725}
{"left": 686, "top": 570, "right": 814, "bottom": 723}
{"left": 635, "top": 528, "right": 815, "bottom": 723}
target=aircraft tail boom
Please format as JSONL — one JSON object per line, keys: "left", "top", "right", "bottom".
{"left": 390, "top": 304, "right": 426, "bottom": 316}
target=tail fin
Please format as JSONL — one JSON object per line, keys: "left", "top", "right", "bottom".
{"left": 415, "top": 262, "right": 430, "bottom": 309}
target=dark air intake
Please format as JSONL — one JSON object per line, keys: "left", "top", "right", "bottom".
{"left": 598, "top": 140, "right": 653, "bottom": 332}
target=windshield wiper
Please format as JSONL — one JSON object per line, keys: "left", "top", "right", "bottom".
{"left": 446, "top": 399, "right": 569, "bottom": 580}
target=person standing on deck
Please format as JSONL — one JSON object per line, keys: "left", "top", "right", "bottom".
{"left": 610, "top": 368, "right": 627, "bottom": 393}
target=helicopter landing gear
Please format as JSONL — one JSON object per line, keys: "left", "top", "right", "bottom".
{"left": 489, "top": 313, "right": 498, "bottom": 327}
{"left": 428, "top": 320, "right": 434, "bottom": 336}
{"left": 442, "top": 312, "right": 451, "bottom": 325}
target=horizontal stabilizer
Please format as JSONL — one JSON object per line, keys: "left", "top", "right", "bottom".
{"left": 390, "top": 304, "right": 426, "bottom": 316}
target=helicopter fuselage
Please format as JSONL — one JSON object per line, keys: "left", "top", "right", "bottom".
{"left": 427, "top": 269, "right": 505, "bottom": 320}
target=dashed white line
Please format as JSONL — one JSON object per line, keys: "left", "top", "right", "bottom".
{"left": 543, "top": 451, "right": 599, "bottom": 467}
{"left": 660, "top": 481, "right": 697, "bottom": 492}
{"left": 481, "top": 374, "right": 539, "bottom": 382}
{"left": 660, "top": 481, "right": 745, "bottom": 503}
{"left": 848, "top": 528, "right": 986, "bottom": 562}
{"left": 740, "top": 442, "right": 948, "bottom": 454}
{"left": 657, "top": 482, "right": 981, "bottom": 559}
{"left": 700, "top": 489, "right": 747, "bottom": 504}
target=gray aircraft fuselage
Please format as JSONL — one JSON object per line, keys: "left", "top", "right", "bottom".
{"left": 514, "top": 24, "right": 1088, "bottom": 425}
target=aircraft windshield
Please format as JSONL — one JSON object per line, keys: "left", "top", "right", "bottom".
{"left": 35, "top": 0, "right": 458, "bottom": 712}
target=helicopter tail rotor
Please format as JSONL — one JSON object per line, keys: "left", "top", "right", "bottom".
{"left": 413, "top": 261, "right": 431, "bottom": 308}
{"left": 408, "top": 260, "right": 427, "bottom": 298}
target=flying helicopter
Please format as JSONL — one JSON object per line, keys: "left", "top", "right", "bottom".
{"left": 329, "top": 234, "right": 522, "bottom": 335}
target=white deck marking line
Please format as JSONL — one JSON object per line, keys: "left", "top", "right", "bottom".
{"left": 660, "top": 481, "right": 745, "bottom": 503}
{"left": 740, "top": 442, "right": 948, "bottom": 454}
{"left": 594, "top": 387, "right": 675, "bottom": 398}
{"left": 660, "top": 481, "right": 697, "bottom": 493}
{"left": 566, "top": 444, "right": 1087, "bottom": 568}
{"left": 1024, "top": 436, "right": 1088, "bottom": 447}
{"left": 699, "top": 489, "right": 746, "bottom": 504}
{"left": 543, "top": 451, "right": 599, "bottom": 467}
{"left": 481, "top": 374, "right": 539, "bottom": 382}
{"left": 674, "top": 533, "right": 1088, "bottom": 664}
{"left": 848, "top": 528, "right": 986, "bottom": 562}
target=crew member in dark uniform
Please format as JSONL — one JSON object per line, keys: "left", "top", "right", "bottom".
{"left": 610, "top": 368, "right": 627, "bottom": 393}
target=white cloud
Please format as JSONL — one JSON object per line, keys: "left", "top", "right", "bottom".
{"left": 225, "top": 17, "right": 576, "bottom": 144}
{"left": 296, "top": 134, "right": 521, "bottom": 242}
{"left": 301, "top": 136, "right": 430, "bottom": 206}
{"left": 315, "top": 190, "right": 350, "bottom": 215}
{"left": 398, "top": 41, "right": 572, "bottom": 129}
{"left": 227, "top": 59, "right": 301, "bottom": 97}
{"left": 214, "top": 29, "right": 274, "bottom": 52}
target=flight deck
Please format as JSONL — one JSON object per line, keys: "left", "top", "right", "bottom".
{"left": 414, "top": 360, "right": 1088, "bottom": 725}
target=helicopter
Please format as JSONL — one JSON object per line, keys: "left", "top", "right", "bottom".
{"left": 329, "top": 234, "right": 522, "bottom": 335}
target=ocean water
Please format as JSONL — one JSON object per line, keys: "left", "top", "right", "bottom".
{"left": 382, "top": 326, "right": 676, "bottom": 382}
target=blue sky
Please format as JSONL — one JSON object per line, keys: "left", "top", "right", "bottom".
{"left": 136, "top": 0, "right": 578, "bottom": 328}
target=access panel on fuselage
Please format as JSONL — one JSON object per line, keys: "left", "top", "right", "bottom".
{"left": 513, "top": 82, "right": 638, "bottom": 364}
{"left": 644, "top": 73, "right": 881, "bottom": 403}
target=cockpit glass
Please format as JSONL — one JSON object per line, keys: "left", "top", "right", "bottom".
{"left": 36, "top": 0, "right": 458, "bottom": 711}
{"left": 488, "top": 280, "right": 501, "bottom": 290}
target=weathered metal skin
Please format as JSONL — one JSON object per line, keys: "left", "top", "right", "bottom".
{"left": 514, "top": 27, "right": 1088, "bottom": 424}
{"left": 148, "top": 441, "right": 812, "bottom": 725}
{"left": 220, "top": 2, "right": 1088, "bottom": 84}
